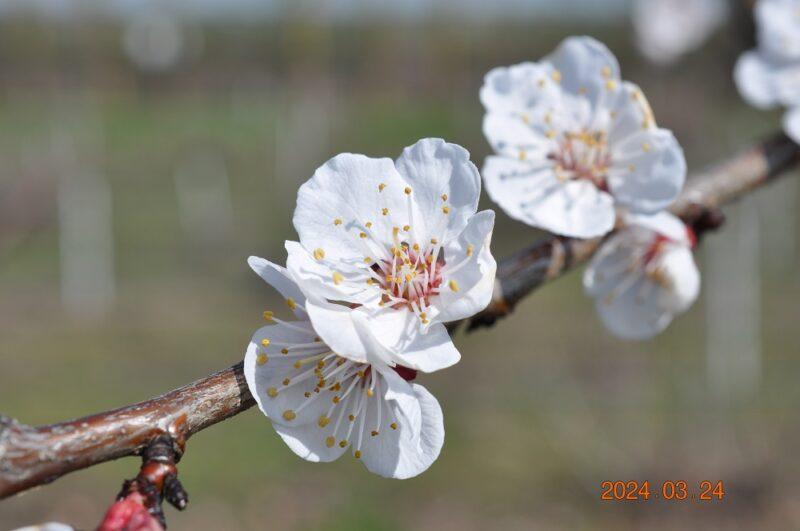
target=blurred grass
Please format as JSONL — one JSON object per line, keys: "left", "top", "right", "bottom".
{"left": 1, "top": 16, "right": 800, "bottom": 531}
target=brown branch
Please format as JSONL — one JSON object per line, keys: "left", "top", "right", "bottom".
{"left": 1, "top": 132, "right": 798, "bottom": 500}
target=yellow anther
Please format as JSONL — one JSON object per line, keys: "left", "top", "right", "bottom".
{"left": 263, "top": 311, "right": 274, "bottom": 322}
{"left": 281, "top": 348, "right": 289, "bottom": 354}
{"left": 390, "top": 422, "right": 398, "bottom": 430}
{"left": 293, "top": 361, "right": 302, "bottom": 369}
{"left": 266, "top": 387, "right": 278, "bottom": 397}
{"left": 393, "top": 226, "right": 400, "bottom": 236}
{"left": 442, "top": 206, "right": 450, "bottom": 214}
{"left": 545, "top": 130, "right": 556, "bottom": 139}
{"left": 339, "top": 440, "right": 348, "bottom": 448}
{"left": 430, "top": 238, "right": 438, "bottom": 245}
{"left": 385, "top": 275, "right": 394, "bottom": 283}
{"left": 519, "top": 150, "right": 527, "bottom": 161}
{"left": 466, "top": 244, "right": 474, "bottom": 257}
{"left": 349, "top": 414, "right": 356, "bottom": 421}
{"left": 371, "top": 430, "right": 379, "bottom": 437}
{"left": 333, "top": 218, "right": 343, "bottom": 226}
{"left": 286, "top": 297, "right": 297, "bottom": 310}
{"left": 304, "top": 391, "right": 311, "bottom": 398}
{"left": 332, "top": 396, "right": 340, "bottom": 404}
{"left": 605, "top": 79, "right": 617, "bottom": 90}
{"left": 551, "top": 70, "right": 562, "bottom": 82}
{"left": 367, "top": 389, "right": 374, "bottom": 397}
{"left": 357, "top": 370, "right": 365, "bottom": 378}
{"left": 336, "top": 358, "right": 345, "bottom": 365}
{"left": 412, "top": 243, "right": 420, "bottom": 251}
{"left": 354, "top": 450, "right": 362, "bottom": 459}
{"left": 405, "top": 274, "right": 412, "bottom": 282}
{"left": 378, "top": 183, "right": 386, "bottom": 192}
{"left": 426, "top": 255, "right": 433, "bottom": 264}
{"left": 602, "top": 65, "right": 612, "bottom": 78}
{"left": 366, "top": 278, "right": 375, "bottom": 285}
{"left": 282, "top": 378, "right": 291, "bottom": 386}
{"left": 628, "top": 164, "right": 636, "bottom": 172}
{"left": 261, "top": 338, "right": 270, "bottom": 347}
{"left": 381, "top": 208, "right": 389, "bottom": 216}
{"left": 256, "top": 354, "right": 268, "bottom": 365}
{"left": 318, "top": 415, "right": 330, "bottom": 428}
{"left": 313, "top": 248, "right": 325, "bottom": 260}
{"left": 332, "top": 272, "right": 344, "bottom": 285}
{"left": 359, "top": 232, "right": 367, "bottom": 238}
{"left": 326, "top": 436, "right": 335, "bottom": 448}
{"left": 364, "top": 256, "right": 372, "bottom": 263}
{"left": 441, "top": 193, "right": 448, "bottom": 201}
{"left": 282, "top": 410, "right": 296, "bottom": 421}
{"left": 449, "top": 279, "right": 460, "bottom": 292}
{"left": 404, "top": 186, "right": 412, "bottom": 195}
{"left": 365, "top": 221, "right": 373, "bottom": 228}
{"left": 403, "top": 224, "right": 410, "bottom": 231}
{"left": 642, "top": 142, "right": 651, "bottom": 152}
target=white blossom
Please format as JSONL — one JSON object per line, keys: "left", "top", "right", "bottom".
{"left": 481, "top": 36, "right": 686, "bottom": 239}
{"left": 285, "top": 138, "right": 496, "bottom": 373}
{"left": 583, "top": 212, "right": 700, "bottom": 340}
{"left": 244, "top": 256, "right": 444, "bottom": 479}
{"left": 735, "top": 0, "right": 800, "bottom": 142}
{"left": 632, "top": 0, "right": 729, "bottom": 65}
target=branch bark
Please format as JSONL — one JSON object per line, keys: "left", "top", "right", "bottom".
{"left": 1, "top": 133, "right": 798, "bottom": 500}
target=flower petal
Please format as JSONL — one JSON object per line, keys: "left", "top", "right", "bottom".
{"left": 357, "top": 367, "right": 444, "bottom": 479}
{"left": 244, "top": 322, "right": 334, "bottom": 426}
{"left": 286, "top": 240, "right": 381, "bottom": 307}
{"left": 394, "top": 138, "right": 481, "bottom": 245}
{"left": 248, "top": 255, "right": 308, "bottom": 319}
{"left": 608, "top": 127, "right": 686, "bottom": 214}
{"left": 293, "top": 153, "right": 410, "bottom": 262}
{"left": 734, "top": 50, "right": 782, "bottom": 109}
{"left": 480, "top": 61, "right": 561, "bottom": 114}
{"left": 482, "top": 112, "right": 554, "bottom": 160}
{"left": 303, "top": 299, "right": 369, "bottom": 364}
{"left": 483, "top": 155, "right": 615, "bottom": 238}
{"left": 433, "top": 210, "right": 497, "bottom": 324}
{"left": 545, "top": 36, "right": 621, "bottom": 107}
{"left": 625, "top": 211, "right": 691, "bottom": 245}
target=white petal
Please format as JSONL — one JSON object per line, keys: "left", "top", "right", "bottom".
{"left": 433, "top": 210, "right": 497, "bottom": 324}
{"left": 607, "top": 82, "right": 658, "bottom": 144}
{"left": 480, "top": 61, "right": 561, "bottom": 114}
{"left": 608, "top": 128, "right": 686, "bottom": 214}
{"left": 545, "top": 36, "right": 621, "bottom": 106}
{"left": 783, "top": 106, "right": 800, "bottom": 144}
{"left": 304, "top": 300, "right": 369, "bottom": 364}
{"left": 393, "top": 138, "right": 481, "bottom": 245}
{"left": 483, "top": 155, "right": 615, "bottom": 238}
{"left": 272, "top": 419, "right": 350, "bottom": 463}
{"left": 593, "top": 284, "right": 674, "bottom": 340}
{"left": 244, "top": 322, "right": 333, "bottom": 427}
{"left": 358, "top": 368, "right": 444, "bottom": 479}
{"left": 626, "top": 211, "right": 691, "bottom": 245}
{"left": 656, "top": 245, "right": 701, "bottom": 314}
{"left": 734, "top": 51, "right": 782, "bottom": 109}
{"left": 286, "top": 240, "right": 380, "bottom": 307}
{"left": 293, "top": 153, "right": 410, "bottom": 262}
{"left": 482, "top": 112, "right": 554, "bottom": 160}
{"left": 248, "top": 255, "right": 307, "bottom": 318}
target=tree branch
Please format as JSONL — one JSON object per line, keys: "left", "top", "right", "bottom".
{"left": 1, "top": 133, "right": 798, "bottom": 500}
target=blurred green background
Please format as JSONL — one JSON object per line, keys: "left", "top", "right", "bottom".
{"left": 2, "top": 1, "right": 800, "bottom": 529}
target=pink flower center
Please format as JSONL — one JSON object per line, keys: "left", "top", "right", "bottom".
{"left": 548, "top": 130, "right": 611, "bottom": 190}
{"left": 374, "top": 244, "right": 444, "bottom": 320}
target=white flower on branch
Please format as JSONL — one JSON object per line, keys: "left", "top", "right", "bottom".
{"left": 480, "top": 36, "right": 687, "bottom": 238}
{"left": 244, "top": 257, "right": 444, "bottom": 479}
{"left": 583, "top": 212, "right": 700, "bottom": 340}
{"left": 285, "top": 138, "right": 496, "bottom": 373}
{"left": 735, "top": 0, "right": 800, "bottom": 143}
{"left": 632, "top": 0, "right": 729, "bottom": 65}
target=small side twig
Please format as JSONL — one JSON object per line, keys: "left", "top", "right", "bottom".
{"left": 98, "top": 436, "right": 188, "bottom": 530}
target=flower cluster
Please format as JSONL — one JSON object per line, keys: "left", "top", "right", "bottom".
{"left": 480, "top": 37, "right": 699, "bottom": 339}
{"left": 735, "top": 0, "right": 800, "bottom": 143}
{"left": 245, "top": 139, "right": 496, "bottom": 478}
{"left": 245, "top": 35, "right": 707, "bottom": 480}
